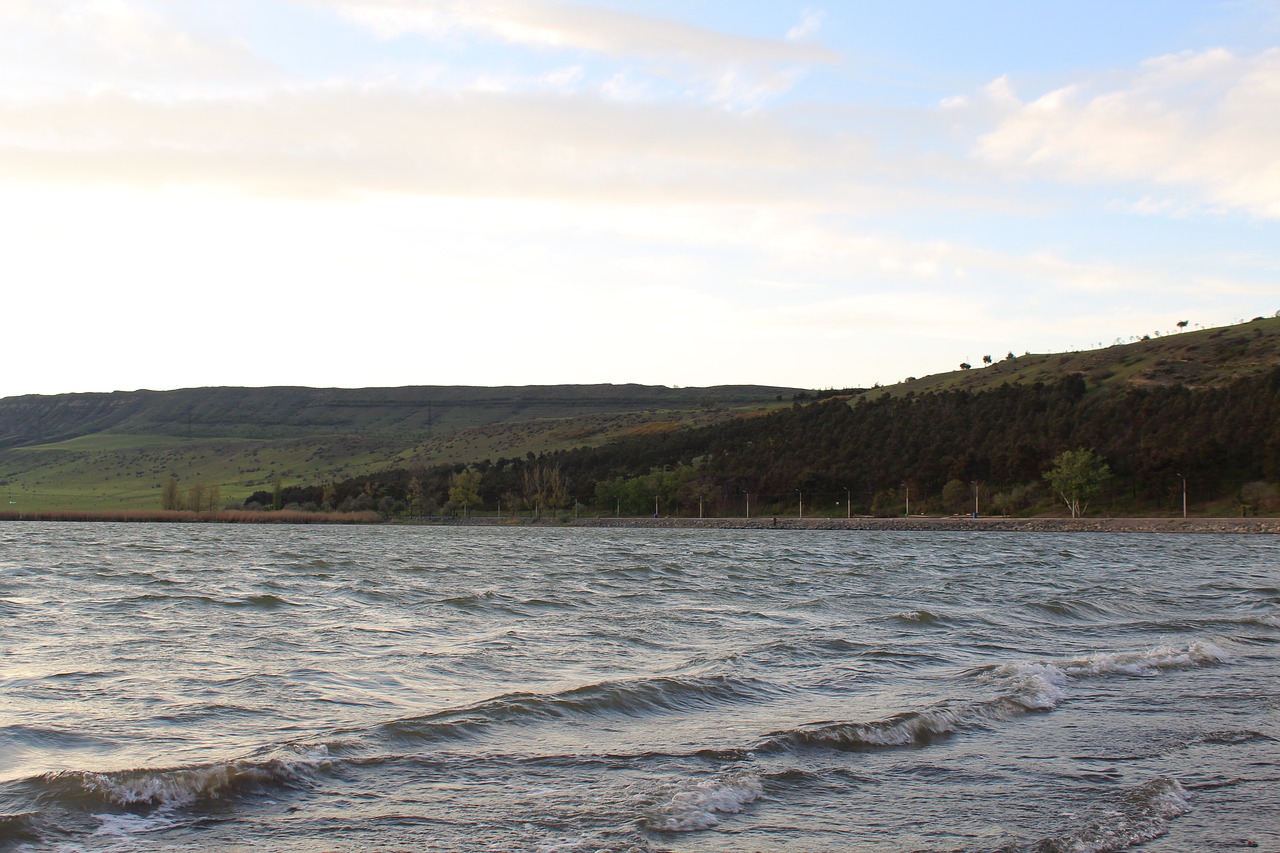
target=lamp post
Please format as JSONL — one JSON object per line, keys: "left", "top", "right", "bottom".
{"left": 797, "top": 489, "right": 803, "bottom": 519}
{"left": 902, "top": 483, "right": 910, "bottom": 517}
{"left": 1177, "top": 473, "right": 1187, "bottom": 518}
{"left": 845, "top": 487, "right": 851, "bottom": 519}
{"left": 741, "top": 488, "right": 750, "bottom": 519}
{"left": 971, "top": 480, "right": 980, "bottom": 518}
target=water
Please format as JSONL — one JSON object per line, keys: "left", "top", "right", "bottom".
{"left": 1, "top": 522, "right": 1277, "bottom": 852}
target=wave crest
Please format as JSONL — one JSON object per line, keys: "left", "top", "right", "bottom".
{"left": 35, "top": 747, "right": 330, "bottom": 810}
{"left": 643, "top": 772, "right": 763, "bottom": 832}
{"left": 379, "top": 675, "right": 768, "bottom": 743}
{"left": 998, "top": 777, "right": 1190, "bottom": 852}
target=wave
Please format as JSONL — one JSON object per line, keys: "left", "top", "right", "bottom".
{"left": 117, "top": 591, "right": 303, "bottom": 610}
{"left": 0, "top": 811, "right": 39, "bottom": 843}
{"left": 642, "top": 772, "right": 763, "bottom": 832}
{"left": 440, "top": 589, "right": 532, "bottom": 615}
{"left": 763, "top": 642, "right": 1227, "bottom": 755}
{"left": 973, "top": 641, "right": 1227, "bottom": 687}
{"left": 376, "top": 675, "right": 772, "bottom": 743}
{"left": 1242, "top": 611, "right": 1279, "bottom": 628}
{"left": 757, "top": 691, "right": 1051, "bottom": 754}
{"left": 20, "top": 747, "right": 331, "bottom": 812}
{"left": 883, "top": 608, "right": 953, "bottom": 626}
{"left": 996, "top": 777, "right": 1190, "bottom": 852}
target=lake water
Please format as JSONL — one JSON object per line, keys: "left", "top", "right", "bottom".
{"left": 1, "top": 522, "right": 1277, "bottom": 851}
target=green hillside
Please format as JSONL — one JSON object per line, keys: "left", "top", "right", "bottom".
{"left": 286, "top": 317, "right": 1280, "bottom": 520}
{"left": 0, "top": 384, "right": 798, "bottom": 510}
{"left": 885, "top": 315, "right": 1280, "bottom": 397}
{"left": 5, "top": 317, "right": 1278, "bottom": 514}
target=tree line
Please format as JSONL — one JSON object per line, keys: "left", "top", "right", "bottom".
{"left": 245, "top": 368, "right": 1280, "bottom": 518}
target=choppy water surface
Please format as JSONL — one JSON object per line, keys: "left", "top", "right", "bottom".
{"left": 1, "top": 522, "right": 1277, "bottom": 851}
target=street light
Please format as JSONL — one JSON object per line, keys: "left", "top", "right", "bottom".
{"left": 1176, "top": 473, "right": 1187, "bottom": 518}
{"left": 741, "top": 488, "right": 750, "bottom": 519}
{"left": 797, "top": 489, "right": 803, "bottom": 519}
{"left": 902, "top": 483, "right": 910, "bottom": 517}
{"left": 971, "top": 480, "right": 980, "bottom": 518}
{"left": 844, "top": 487, "right": 851, "bottom": 519}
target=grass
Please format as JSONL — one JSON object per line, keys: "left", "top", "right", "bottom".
{"left": 0, "top": 509, "right": 380, "bottom": 524}
{"left": 873, "top": 316, "right": 1280, "bottom": 399}
{"left": 0, "top": 394, "right": 787, "bottom": 510}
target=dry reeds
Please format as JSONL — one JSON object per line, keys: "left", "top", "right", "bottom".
{"left": 0, "top": 509, "right": 381, "bottom": 525}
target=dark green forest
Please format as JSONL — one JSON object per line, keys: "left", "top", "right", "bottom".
{"left": 254, "top": 367, "right": 1280, "bottom": 518}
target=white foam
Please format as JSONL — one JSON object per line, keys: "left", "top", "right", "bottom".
{"left": 644, "top": 773, "right": 764, "bottom": 832}
{"left": 91, "top": 810, "right": 178, "bottom": 837}
{"left": 1034, "top": 778, "right": 1191, "bottom": 853}
{"left": 867, "top": 706, "right": 965, "bottom": 744}
{"left": 80, "top": 746, "right": 330, "bottom": 809}
{"left": 980, "top": 662, "right": 1070, "bottom": 710}
{"left": 1061, "top": 641, "right": 1229, "bottom": 678}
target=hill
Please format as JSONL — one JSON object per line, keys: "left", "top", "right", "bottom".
{"left": 0, "top": 384, "right": 799, "bottom": 510}
{"left": 885, "top": 315, "right": 1280, "bottom": 397}
{"left": 284, "top": 318, "right": 1280, "bottom": 520}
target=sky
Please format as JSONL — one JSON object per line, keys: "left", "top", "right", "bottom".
{"left": 3, "top": 0, "right": 1279, "bottom": 398}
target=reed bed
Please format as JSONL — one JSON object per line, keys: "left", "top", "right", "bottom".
{"left": 0, "top": 509, "right": 381, "bottom": 525}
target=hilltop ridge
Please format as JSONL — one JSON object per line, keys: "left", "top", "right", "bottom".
{"left": 2, "top": 316, "right": 1278, "bottom": 512}
{"left": 882, "top": 316, "right": 1280, "bottom": 398}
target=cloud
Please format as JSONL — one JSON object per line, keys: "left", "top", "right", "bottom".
{"left": 0, "top": 0, "right": 269, "bottom": 94}
{"left": 301, "top": 0, "right": 835, "bottom": 106}
{"left": 0, "top": 85, "right": 859, "bottom": 205}
{"left": 787, "top": 9, "right": 825, "bottom": 41}
{"left": 314, "top": 0, "right": 834, "bottom": 64}
{"left": 972, "top": 48, "right": 1280, "bottom": 219}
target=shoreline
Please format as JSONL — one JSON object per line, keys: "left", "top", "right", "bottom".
{"left": 430, "top": 516, "right": 1280, "bottom": 534}
{"left": 2, "top": 511, "right": 1276, "bottom": 534}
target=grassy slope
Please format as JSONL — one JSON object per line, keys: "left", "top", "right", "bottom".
{"left": 4, "top": 318, "right": 1277, "bottom": 511}
{"left": 878, "top": 316, "right": 1280, "bottom": 398}
{"left": 0, "top": 385, "right": 796, "bottom": 509}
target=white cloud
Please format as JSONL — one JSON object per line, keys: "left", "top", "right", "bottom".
{"left": 301, "top": 0, "right": 835, "bottom": 107}
{"left": 787, "top": 9, "right": 825, "bottom": 41}
{"left": 973, "top": 48, "right": 1280, "bottom": 219}
{"left": 312, "top": 0, "right": 834, "bottom": 64}
{"left": 0, "top": 0, "right": 269, "bottom": 95}
{"left": 0, "top": 85, "right": 848, "bottom": 205}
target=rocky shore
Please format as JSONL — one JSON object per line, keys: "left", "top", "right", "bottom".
{"left": 436, "top": 516, "right": 1280, "bottom": 534}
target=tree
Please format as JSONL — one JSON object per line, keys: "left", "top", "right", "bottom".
{"left": 522, "top": 464, "right": 566, "bottom": 516}
{"left": 1240, "top": 481, "right": 1279, "bottom": 516}
{"left": 405, "top": 476, "right": 423, "bottom": 518}
{"left": 161, "top": 476, "right": 182, "bottom": 511}
{"left": 982, "top": 354, "right": 993, "bottom": 365}
{"left": 1043, "top": 448, "right": 1111, "bottom": 518}
{"left": 188, "top": 482, "right": 206, "bottom": 513}
{"left": 272, "top": 472, "right": 283, "bottom": 511}
{"left": 448, "top": 469, "right": 483, "bottom": 517}
{"left": 941, "top": 478, "right": 968, "bottom": 514}
{"left": 960, "top": 362, "right": 972, "bottom": 370}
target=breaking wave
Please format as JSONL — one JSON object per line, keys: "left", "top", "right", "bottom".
{"left": 642, "top": 772, "right": 764, "bottom": 832}
{"left": 997, "top": 777, "right": 1190, "bottom": 852}
{"left": 22, "top": 747, "right": 331, "bottom": 811}
{"left": 763, "top": 642, "right": 1227, "bottom": 754}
